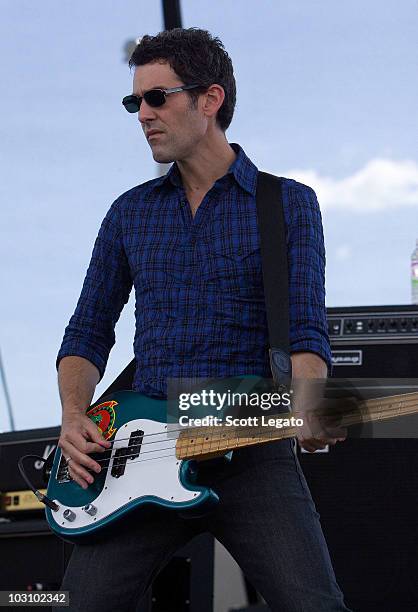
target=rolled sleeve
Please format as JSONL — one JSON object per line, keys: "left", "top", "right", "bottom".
{"left": 56, "top": 198, "right": 133, "bottom": 380}
{"left": 286, "top": 183, "right": 332, "bottom": 375}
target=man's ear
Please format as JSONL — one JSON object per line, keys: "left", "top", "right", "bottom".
{"left": 201, "top": 84, "right": 225, "bottom": 120}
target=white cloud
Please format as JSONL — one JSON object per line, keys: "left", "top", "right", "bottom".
{"left": 284, "top": 158, "right": 418, "bottom": 212}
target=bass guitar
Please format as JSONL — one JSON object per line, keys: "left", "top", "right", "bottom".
{"left": 42, "top": 387, "right": 418, "bottom": 542}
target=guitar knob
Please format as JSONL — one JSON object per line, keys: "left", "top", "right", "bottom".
{"left": 63, "top": 509, "right": 76, "bottom": 522}
{"left": 82, "top": 503, "right": 97, "bottom": 516}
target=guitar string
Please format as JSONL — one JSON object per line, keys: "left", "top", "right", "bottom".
{"left": 99, "top": 414, "right": 296, "bottom": 445}
{"left": 63, "top": 409, "right": 418, "bottom": 479}
{"left": 88, "top": 431, "right": 277, "bottom": 469}
{"left": 86, "top": 410, "right": 354, "bottom": 464}
{"left": 72, "top": 402, "right": 418, "bottom": 473}
{"left": 67, "top": 401, "right": 417, "bottom": 475}
{"left": 71, "top": 430, "right": 283, "bottom": 478}
{"left": 98, "top": 421, "right": 292, "bottom": 448}
{"left": 76, "top": 430, "right": 283, "bottom": 471}
{"left": 64, "top": 425, "right": 293, "bottom": 475}
{"left": 65, "top": 403, "right": 418, "bottom": 482}
{"left": 86, "top": 395, "right": 418, "bottom": 457}
{"left": 89, "top": 393, "right": 418, "bottom": 448}
{"left": 82, "top": 411, "right": 299, "bottom": 452}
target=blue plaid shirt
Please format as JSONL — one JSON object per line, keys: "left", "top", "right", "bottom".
{"left": 57, "top": 143, "right": 332, "bottom": 398}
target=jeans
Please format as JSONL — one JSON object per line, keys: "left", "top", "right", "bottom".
{"left": 53, "top": 438, "right": 352, "bottom": 612}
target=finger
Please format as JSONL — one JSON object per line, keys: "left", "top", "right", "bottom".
{"left": 67, "top": 463, "right": 92, "bottom": 490}
{"left": 320, "top": 426, "right": 347, "bottom": 439}
{"left": 308, "top": 425, "right": 346, "bottom": 443}
{"left": 63, "top": 440, "right": 103, "bottom": 474}
{"left": 67, "top": 425, "right": 111, "bottom": 460}
{"left": 309, "top": 440, "right": 329, "bottom": 450}
{"left": 327, "top": 438, "right": 338, "bottom": 446}
{"left": 300, "top": 442, "right": 323, "bottom": 453}
{"left": 84, "top": 440, "right": 111, "bottom": 454}
{"left": 302, "top": 432, "right": 330, "bottom": 446}
{"left": 298, "top": 437, "right": 328, "bottom": 452}
{"left": 66, "top": 449, "right": 98, "bottom": 486}
{"left": 57, "top": 438, "right": 72, "bottom": 458}
{"left": 70, "top": 459, "right": 96, "bottom": 482}
{"left": 84, "top": 420, "right": 112, "bottom": 448}
{"left": 309, "top": 438, "right": 328, "bottom": 450}
{"left": 301, "top": 444, "right": 316, "bottom": 453}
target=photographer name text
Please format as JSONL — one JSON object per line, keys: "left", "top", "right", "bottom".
{"left": 179, "top": 415, "right": 303, "bottom": 429}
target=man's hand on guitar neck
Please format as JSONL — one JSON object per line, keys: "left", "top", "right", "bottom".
{"left": 57, "top": 356, "right": 111, "bottom": 489}
{"left": 291, "top": 352, "right": 347, "bottom": 453}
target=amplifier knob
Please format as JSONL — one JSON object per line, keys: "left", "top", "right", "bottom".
{"left": 63, "top": 509, "right": 76, "bottom": 522}
{"left": 82, "top": 503, "right": 97, "bottom": 516}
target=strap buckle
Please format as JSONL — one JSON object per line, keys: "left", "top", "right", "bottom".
{"left": 269, "top": 347, "right": 292, "bottom": 393}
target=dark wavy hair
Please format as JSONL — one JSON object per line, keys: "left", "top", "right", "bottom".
{"left": 129, "top": 28, "right": 236, "bottom": 132}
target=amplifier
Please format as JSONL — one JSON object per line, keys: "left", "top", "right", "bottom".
{"left": 300, "top": 305, "right": 418, "bottom": 611}
{"left": 327, "top": 304, "right": 418, "bottom": 437}
{"left": 327, "top": 304, "right": 418, "bottom": 376}
{"left": 1, "top": 489, "right": 47, "bottom": 513}
{"left": 0, "top": 427, "right": 59, "bottom": 510}
{"left": 0, "top": 520, "right": 214, "bottom": 612}
{"left": 299, "top": 438, "right": 418, "bottom": 611}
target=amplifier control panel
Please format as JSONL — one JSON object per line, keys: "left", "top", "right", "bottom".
{"left": 327, "top": 306, "right": 418, "bottom": 343}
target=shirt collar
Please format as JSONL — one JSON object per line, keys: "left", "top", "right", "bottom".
{"left": 152, "top": 142, "right": 258, "bottom": 196}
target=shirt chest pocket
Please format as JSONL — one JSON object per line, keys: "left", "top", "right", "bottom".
{"left": 199, "top": 241, "right": 263, "bottom": 294}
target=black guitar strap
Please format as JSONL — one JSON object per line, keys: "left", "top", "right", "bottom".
{"left": 256, "top": 171, "right": 292, "bottom": 392}
{"left": 99, "top": 171, "right": 292, "bottom": 399}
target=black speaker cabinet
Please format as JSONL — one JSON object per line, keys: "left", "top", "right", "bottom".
{"left": 297, "top": 305, "right": 418, "bottom": 611}
{"left": 0, "top": 519, "right": 214, "bottom": 612}
{"left": 299, "top": 439, "right": 418, "bottom": 611}
{"left": 135, "top": 532, "right": 214, "bottom": 612}
{"left": 0, "top": 519, "right": 71, "bottom": 611}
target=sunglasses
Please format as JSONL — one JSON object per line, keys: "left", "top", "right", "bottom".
{"left": 122, "top": 84, "right": 201, "bottom": 113}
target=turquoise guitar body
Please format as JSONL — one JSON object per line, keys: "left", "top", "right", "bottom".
{"left": 45, "top": 391, "right": 220, "bottom": 542}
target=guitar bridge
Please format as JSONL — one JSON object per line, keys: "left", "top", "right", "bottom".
{"left": 56, "top": 455, "right": 71, "bottom": 483}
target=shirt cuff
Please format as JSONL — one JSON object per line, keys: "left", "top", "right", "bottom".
{"left": 290, "top": 339, "right": 333, "bottom": 377}
{"left": 56, "top": 346, "right": 106, "bottom": 382}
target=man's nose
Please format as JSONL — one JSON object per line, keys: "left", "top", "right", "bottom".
{"left": 138, "top": 99, "right": 158, "bottom": 124}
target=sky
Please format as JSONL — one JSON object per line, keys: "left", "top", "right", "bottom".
{"left": 1, "top": 0, "right": 417, "bottom": 431}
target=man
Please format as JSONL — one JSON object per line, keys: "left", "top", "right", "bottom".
{"left": 55, "top": 28, "right": 351, "bottom": 612}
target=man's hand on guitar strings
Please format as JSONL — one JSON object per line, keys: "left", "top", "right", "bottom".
{"left": 58, "top": 412, "right": 111, "bottom": 489}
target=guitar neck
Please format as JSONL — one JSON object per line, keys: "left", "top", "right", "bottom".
{"left": 175, "top": 391, "right": 418, "bottom": 460}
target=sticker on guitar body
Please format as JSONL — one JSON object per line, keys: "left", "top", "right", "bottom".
{"left": 86, "top": 400, "right": 118, "bottom": 440}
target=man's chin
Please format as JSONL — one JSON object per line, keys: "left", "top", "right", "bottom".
{"left": 151, "top": 150, "right": 175, "bottom": 164}
{"left": 153, "top": 154, "right": 174, "bottom": 164}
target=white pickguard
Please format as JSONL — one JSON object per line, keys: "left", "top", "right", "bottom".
{"left": 52, "top": 419, "right": 199, "bottom": 530}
